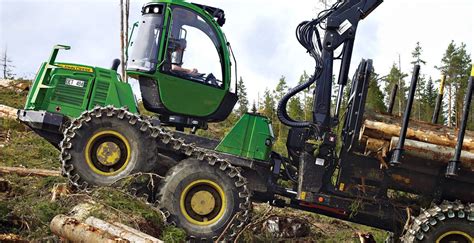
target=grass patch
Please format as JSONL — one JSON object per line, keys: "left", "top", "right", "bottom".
{"left": 0, "top": 88, "right": 27, "bottom": 109}
{"left": 162, "top": 226, "right": 187, "bottom": 242}
{"left": 0, "top": 129, "right": 59, "bottom": 169}
{"left": 0, "top": 175, "right": 69, "bottom": 239}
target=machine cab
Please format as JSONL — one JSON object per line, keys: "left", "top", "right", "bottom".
{"left": 127, "top": 1, "right": 237, "bottom": 129}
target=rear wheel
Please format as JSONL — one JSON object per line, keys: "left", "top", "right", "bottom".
{"left": 60, "top": 106, "right": 161, "bottom": 188}
{"left": 158, "top": 158, "right": 250, "bottom": 241}
{"left": 401, "top": 201, "right": 473, "bottom": 243}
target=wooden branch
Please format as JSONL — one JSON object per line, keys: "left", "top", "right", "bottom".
{"left": 0, "top": 166, "right": 61, "bottom": 177}
{"left": 50, "top": 215, "right": 129, "bottom": 243}
{"left": 51, "top": 183, "right": 70, "bottom": 202}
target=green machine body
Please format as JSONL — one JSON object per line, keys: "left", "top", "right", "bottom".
{"left": 216, "top": 113, "right": 274, "bottom": 161}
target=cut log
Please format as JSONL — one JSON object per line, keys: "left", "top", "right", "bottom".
{"left": 364, "top": 138, "right": 390, "bottom": 157}
{"left": 360, "top": 120, "right": 474, "bottom": 152}
{"left": 389, "top": 137, "right": 474, "bottom": 172}
{"left": 364, "top": 112, "right": 474, "bottom": 139}
{"left": 50, "top": 214, "right": 128, "bottom": 243}
{"left": 0, "top": 105, "right": 17, "bottom": 119}
{"left": 0, "top": 166, "right": 61, "bottom": 177}
{"left": 85, "top": 217, "right": 162, "bottom": 243}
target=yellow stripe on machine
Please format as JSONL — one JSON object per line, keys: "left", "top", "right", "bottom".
{"left": 57, "top": 64, "right": 94, "bottom": 73}
{"left": 471, "top": 64, "right": 474, "bottom": 77}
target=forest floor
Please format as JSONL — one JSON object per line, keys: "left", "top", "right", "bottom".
{"left": 0, "top": 81, "right": 388, "bottom": 242}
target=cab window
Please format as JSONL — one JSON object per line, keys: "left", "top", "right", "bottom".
{"left": 163, "top": 7, "right": 223, "bottom": 88}
{"left": 128, "top": 4, "right": 164, "bottom": 73}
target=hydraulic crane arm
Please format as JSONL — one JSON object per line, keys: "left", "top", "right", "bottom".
{"left": 314, "top": 0, "right": 382, "bottom": 132}
{"left": 277, "top": 0, "right": 382, "bottom": 135}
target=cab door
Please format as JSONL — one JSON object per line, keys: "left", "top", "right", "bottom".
{"left": 156, "top": 5, "right": 228, "bottom": 118}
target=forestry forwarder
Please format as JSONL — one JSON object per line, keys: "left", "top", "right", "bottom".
{"left": 17, "top": 0, "right": 474, "bottom": 241}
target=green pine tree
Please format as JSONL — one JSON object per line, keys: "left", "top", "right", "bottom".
{"left": 260, "top": 88, "right": 276, "bottom": 121}
{"left": 236, "top": 77, "right": 249, "bottom": 116}
{"left": 365, "top": 71, "right": 386, "bottom": 114}
{"left": 288, "top": 96, "right": 304, "bottom": 120}
{"left": 437, "top": 41, "right": 458, "bottom": 126}
{"left": 383, "top": 64, "right": 408, "bottom": 116}
{"left": 274, "top": 76, "right": 288, "bottom": 101}
{"left": 422, "top": 77, "right": 438, "bottom": 121}
{"left": 298, "top": 71, "right": 314, "bottom": 121}
{"left": 251, "top": 101, "right": 257, "bottom": 114}
{"left": 410, "top": 42, "right": 427, "bottom": 121}
{"left": 410, "top": 42, "right": 427, "bottom": 66}
{"left": 437, "top": 41, "right": 472, "bottom": 127}
{"left": 273, "top": 76, "right": 288, "bottom": 140}
{"left": 452, "top": 43, "right": 471, "bottom": 128}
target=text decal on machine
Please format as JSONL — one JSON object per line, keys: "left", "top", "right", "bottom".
{"left": 65, "top": 78, "right": 85, "bottom": 88}
{"left": 57, "top": 63, "right": 94, "bottom": 73}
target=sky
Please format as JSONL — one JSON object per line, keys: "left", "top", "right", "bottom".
{"left": 1, "top": 0, "right": 473, "bottom": 104}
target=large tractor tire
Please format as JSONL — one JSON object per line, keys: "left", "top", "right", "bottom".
{"left": 60, "top": 106, "right": 160, "bottom": 188}
{"left": 158, "top": 158, "right": 250, "bottom": 241}
{"left": 401, "top": 201, "right": 473, "bottom": 243}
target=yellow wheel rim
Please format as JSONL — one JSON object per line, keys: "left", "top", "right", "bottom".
{"left": 180, "top": 179, "right": 226, "bottom": 226}
{"left": 436, "top": 230, "right": 473, "bottom": 243}
{"left": 85, "top": 130, "right": 131, "bottom": 176}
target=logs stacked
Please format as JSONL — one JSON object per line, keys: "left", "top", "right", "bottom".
{"left": 358, "top": 113, "right": 474, "bottom": 172}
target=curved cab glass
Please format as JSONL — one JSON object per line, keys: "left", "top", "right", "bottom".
{"left": 128, "top": 5, "right": 164, "bottom": 73}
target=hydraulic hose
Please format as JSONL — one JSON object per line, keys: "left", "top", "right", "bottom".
{"left": 276, "top": 1, "right": 340, "bottom": 128}
{"left": 276, "top": 72, "right": 318, "bottom": 128}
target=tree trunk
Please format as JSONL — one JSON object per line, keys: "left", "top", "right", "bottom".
{"left": 123, "top": 0, "right": 130, "bottom": 82}
{"left": 0, "top": 166, "right": 61, "bottom": 177}
{"left": 120, "top": 0, "right": 125, "bottom": 81}
{"left": 448, "top": 84, "right": 452, "bottom": 127}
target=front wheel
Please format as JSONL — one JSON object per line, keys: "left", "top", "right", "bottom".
{"left": 158, "top": 158, "right": 250, "bottom": 241}
{"left": 60, "top": 106, "right": 160, "bottom": 188}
